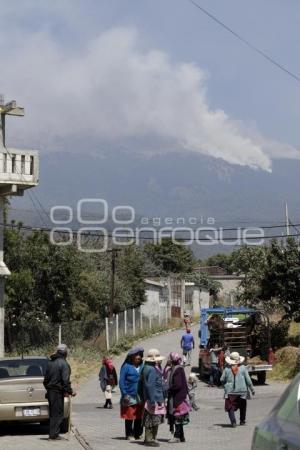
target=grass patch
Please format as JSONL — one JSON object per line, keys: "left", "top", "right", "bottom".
{"left": 268, "top": 346, "right": 300, "bottom": 382}
{"left": 68, "top": 319, "right": 182, "bottom": 387}
{"left": 5, "top": 319, "right": 182, "bottom": 389}
{"left": 289, "top": 321, "right": 300, "bottom": 337}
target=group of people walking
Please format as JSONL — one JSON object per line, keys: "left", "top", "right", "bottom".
{"left": 43, "top": 329, "right": 256, "bottom": 443}
{"left": 99, "top": 345, "right": 199, "bottom": 446}
{"left": 117, "top": 347, "right": 194, "bottom": 447}
{"left": 97, "top": 330, "right": 256, "bottom": 445}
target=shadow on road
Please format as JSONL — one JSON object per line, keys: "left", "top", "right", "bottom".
{"left": 214, "top": 423, "right": 236, "bottom": 428}
{"left": 0, "top": 422, "right": 49, "bottom": 436}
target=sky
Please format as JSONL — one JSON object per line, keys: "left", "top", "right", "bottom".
{"left": 1, "top": 0, "right": 300, "bottom": 172}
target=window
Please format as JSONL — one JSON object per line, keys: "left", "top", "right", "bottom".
{"left": 30, "top": 155, "right": 34, "bottom": 175}
{"left": 11, "top": 154, "right": 16, "bottom": 173}
{"left": 3, "top": 153, "right": 7, "bottom": 173}
{"left": 0, "top": 358, "right": 48, "bottom": 378}
{"left": 21, "top": 155, "right": 26, "bottom": 174}
{"left": 276, "top": 379, "right": 300, "bottom": 426}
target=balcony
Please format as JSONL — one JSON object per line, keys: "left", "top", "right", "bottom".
{"left": 0, "top": 149, "right": 39, "bottom": 196}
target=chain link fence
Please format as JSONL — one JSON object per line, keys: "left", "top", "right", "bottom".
{"left": 5, "top": 318, "right": 106, "bottom": 354}
{"left": 105, "top": 304, "right": 171, "bottom": 350}
{"left": 5, "top": 304, "right": 171, "bottom": 354}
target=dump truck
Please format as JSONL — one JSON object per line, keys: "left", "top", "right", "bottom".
{"left": 198, "top": 307, "right": 273, "bottom": 384}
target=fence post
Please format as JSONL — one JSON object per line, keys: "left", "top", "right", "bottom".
{"left": 105, "top": 317, "right": 110, "bottom": 350}
{"left": 133, "top": 309, "right": 136, "bottom": 336}
{"left": 58, "top": 324, "right": 62, "bottom": 345}
{"left": 124, "top": 309, "right": 127, "bottom": 335}
{"left": 140, "top": 306, "right": 143, "bottom": 331}
{"left": 149, "top": 313, "right": 152, "bottom": 330}
{"left": 116, "top": 314, "right": 119, "bottom": 342}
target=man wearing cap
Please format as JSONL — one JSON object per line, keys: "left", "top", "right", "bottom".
{"left": 220, "top": 351, "right": 255, "bottom": 427}
{"left": 43, "top": 344, "right": 75, "bottom": 440}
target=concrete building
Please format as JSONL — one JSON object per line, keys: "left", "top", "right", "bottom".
{"left": 0, "top": 98, "right": 39, "bottom": 356}
{"left": 210, "top": 273, "right": 244, "bottom": 306}
{"left": 142, "top": 278, "right": 169, "bottom": 321}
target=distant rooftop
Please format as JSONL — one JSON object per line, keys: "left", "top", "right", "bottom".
{"left": 195, "top": 265, "right": 228, "bottom": 276}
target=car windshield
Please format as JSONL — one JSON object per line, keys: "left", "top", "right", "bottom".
{"left": 0, "top": 358, "right": 48, "bottom": 378}
{"left": 276, "top": 377, "right": 300, "bottom": 426}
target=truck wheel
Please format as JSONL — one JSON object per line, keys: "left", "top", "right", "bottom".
{"left": 257, "top": 371, "right": 266, "bottom": 385}
{"left": 60, "top": 416, "right": 70, "bottom": 434}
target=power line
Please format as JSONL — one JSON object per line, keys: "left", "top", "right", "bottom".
{"left": 7, "top": 205, "right": 300, "bottom": 232}
{"left": 187, "top": 0, "right": 300, "bottom": 84}
{"left": 2, "top": 221, "right": 300, "bottom": 242}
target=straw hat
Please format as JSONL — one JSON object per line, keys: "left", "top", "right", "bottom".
{"left": 145, "top": 348, "right": 165, "bottom": 363}
{"left": 225, "top": 351, "right": 245, "bottom": 365}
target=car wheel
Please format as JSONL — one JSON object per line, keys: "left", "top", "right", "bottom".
{"left": 257, "top": 371, "right": 266, "bottom": 385}
{"left": 60, "top": 416, "right": 70, "bottom": 434}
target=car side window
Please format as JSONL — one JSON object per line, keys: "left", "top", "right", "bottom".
{"left": 276, "top": 380, "right": 300, "bottom": 426}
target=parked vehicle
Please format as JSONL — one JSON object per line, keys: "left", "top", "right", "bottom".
{"left": 252, "top": 373, "right": 300, "bottom": 450}
{"left": 0, "top": 356, "right": 70, "bottom": 431}
{"left": 198, "top": 307, "right": 273, "bottom": 384}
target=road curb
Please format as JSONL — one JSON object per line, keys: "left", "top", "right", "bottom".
{"left": 72, "top": 424, "right": 94, "bottom": 450}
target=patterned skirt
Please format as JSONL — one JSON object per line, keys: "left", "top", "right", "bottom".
{"left": 143, "top": 410, "right": 164, "bottom": 428}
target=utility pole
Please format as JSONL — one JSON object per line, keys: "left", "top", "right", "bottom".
{"left": 285, "top": 203, "right": 290, "bottom": 237}
{"left": 0, "top": 95, "right": 39, "bottom": 357}
{"left": 108, "top": 248, "right": 121, "bottom": 317}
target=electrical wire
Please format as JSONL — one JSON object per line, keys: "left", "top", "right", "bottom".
{"left": 187, "top": 0, "right": 300, "bottom": 84}
{"left": 7, "top": 205, "right": 300, "bottom": 232}
{"left": 2, "top": 220, "right": 300, "bottom": 242}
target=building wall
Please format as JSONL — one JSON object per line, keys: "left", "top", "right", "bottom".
{"left": 142, "top": 285, "right": 160, "bottom": 318}
{"left": 213, "top": 277, "right": 243, "bottom": 307}
{"left": 199, "top": 289, "right": 210, "bottom": 310}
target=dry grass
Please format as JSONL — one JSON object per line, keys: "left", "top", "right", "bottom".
{"left": 69, "top": 354, "right": 100, "bottom": 389}
{"left": 289, "top": 321, "right": 300, "bottom": 337}
{"left": 268, "top": 346, "right": 300, "bottom": 382}
{"left": 68, "top": 319, "right": 182, "bottom": 388}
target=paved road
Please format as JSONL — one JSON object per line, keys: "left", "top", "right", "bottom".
{"left": 73, "top": 327, "right": 287, "bottom": 450}
{"left": 0, "top": 422, "right": 82, "bottom": 450}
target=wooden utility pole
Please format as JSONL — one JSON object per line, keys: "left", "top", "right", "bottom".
{"left": 108, "top": 248, "right": 121, "bottom": 317}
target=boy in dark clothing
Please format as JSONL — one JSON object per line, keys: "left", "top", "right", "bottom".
{"left": 43, "top": 344, "right": 75, "bottom": 440}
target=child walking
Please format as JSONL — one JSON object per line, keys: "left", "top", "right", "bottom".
{"left": 99, "top": 357, "right": 118, "bottom": 409}
{"left": 187, "top": 373, "right": 199, "bottom": 411}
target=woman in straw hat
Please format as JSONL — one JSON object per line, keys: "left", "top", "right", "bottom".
{"left": 167, "top": 352, "right": 191, "bottom": 443}
{"left": 140, "top": 348, "right": 166, "bottom": 448}
{"left": 220, "top": 351, "right": 255, "bottom": 428}
{"left": 119, "top": 347, "right": 144, "bottom": 440}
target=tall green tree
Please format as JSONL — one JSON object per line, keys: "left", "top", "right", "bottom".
{"left": 204, "top": 253, "right": 233, "bottom": 274}
{"left": 231, "top": 239, "right": 300, "bottom": 320}
{"left": 144, "top": 238, "right": 195, "bottom": 275}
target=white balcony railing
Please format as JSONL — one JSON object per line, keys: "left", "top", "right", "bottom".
{"left": 0, "top": 149, "right": 39, "bottom": 194}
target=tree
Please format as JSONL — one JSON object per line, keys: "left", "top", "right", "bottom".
{"left": 185, "top": 271, "right": 222, "bottom": 294}
{"left": 231, "top": 239, "right": 300, "bottom": 320}
{"left": 144, "top": 238, "right": 195, "bottom": 275}
{"left": 204, "top": 253, "right": 233, "bottom": 274}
